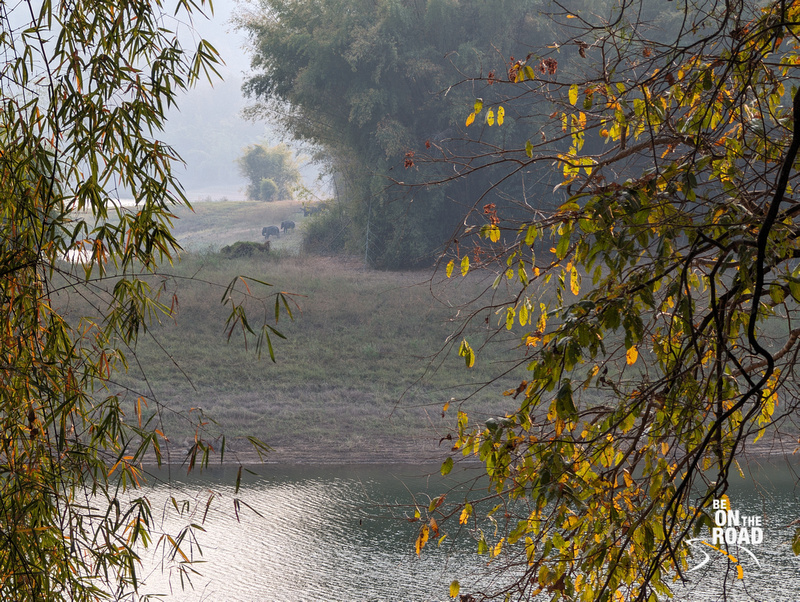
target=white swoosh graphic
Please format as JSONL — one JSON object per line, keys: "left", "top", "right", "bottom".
{"left": 685, "top": 539, "right": 711, "bottom": 572}
{"left": 684, "top": 539, "right": 761, "bottom": 571}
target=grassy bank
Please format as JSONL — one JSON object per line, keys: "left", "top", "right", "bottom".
{"left": 89, "top": 215, "right": 522, "bottom": 463}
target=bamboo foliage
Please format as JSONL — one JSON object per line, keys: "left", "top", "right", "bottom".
{"left": 0, "top": 1, "right": 286, "bottom": 599}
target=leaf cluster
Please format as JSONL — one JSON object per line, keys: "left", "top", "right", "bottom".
{"left": 432, "top": 0, "right": 800, "bottom": 599}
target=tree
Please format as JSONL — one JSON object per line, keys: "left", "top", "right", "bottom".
{"left": 413, "top": 0, "right": 800, "bottom": 599}
{"left": 237, "top": 0, "right": 547, "bottom": 266}
{"left": 237, "top": 143, "right": 301, "bottom": 200}
{"left": 0, "top": 1, "right": 287, "bottom": 599}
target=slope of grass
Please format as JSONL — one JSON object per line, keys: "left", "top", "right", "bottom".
{"left": 89, "top": 236, "right": 524, "bottom": 463}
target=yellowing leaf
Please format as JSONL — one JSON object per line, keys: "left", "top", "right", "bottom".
{"left": 487, "top": 108, "right": 495, "bottom": 126}
{"left": 526, "top": 536, "right": 536, "bottom": 565}
{"left": 489, "top": 224, "right": 501, "bottom": 242}
{"left": 497, "top": 106, "right": 505, "bottom": 125}
{"left": 570, "top": 265, "right": 580, "bottom": 295}
{"left": 626, "top": 346, "right": 639, "bottom": 365}
{"left": 623, "top": 470, "right": 634, "bottom": 488}
{"left": 440, "top": 457, "right": 453, "bottom": 475}
{"left": 459, "top": 339, "right": 476, "bottom": 368}
{"left": 446, "top": 259, "right": 454, "bottom": 278}
{"left": 569, "top": 84, "right": 579, "bottom": 105}
{"left": 519, "top": 303, "right": 529, "bottom": 326}
{"left": 474, "top": 98, "right": 483, "bottom": 114}
{"left": 450, "top": 581, "right": 460, "bottom": 598}
{"left": 459, "top": 503, "right": 473, "bottom": 524}
{"left": 465, "top": 112, "right": 476, "bottom": 127}
{"left": 563, "top": 515, "right": 580, "bottom": 529}
{"left": 491, "top": 537, "right": 504, "bottom": 557}
{"left": 460, "top": 254, "right": 470, "bottom": 276}
{"left": 415, "top": 524, "right": 430, "bottom": 556}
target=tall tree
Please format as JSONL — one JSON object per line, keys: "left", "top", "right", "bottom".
{"left": 0, "top": 0, "right": 285, "bottom": 599}
{"left": 237, "top": 0, "right": 546, "bottom": 267}
{"left": 416, "top": 0, "right": 800, "bottom": 599}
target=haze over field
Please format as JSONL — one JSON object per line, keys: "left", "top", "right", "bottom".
{"left": 159, "top": 0, "right": 325, "bottom": 201}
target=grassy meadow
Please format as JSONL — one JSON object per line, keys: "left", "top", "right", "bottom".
{"left": 84, "top": 200, "right": 526, "bottom": 463}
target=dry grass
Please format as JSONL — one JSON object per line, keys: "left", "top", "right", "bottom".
{"left": 107, "top": 249, "right": 520, "bottom": 463}
{"left": 57, "top": 200, "right": 527, "bottom": 463}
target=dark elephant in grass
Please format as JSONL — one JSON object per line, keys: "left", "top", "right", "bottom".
{"left": 262, "top": 225, "right": 280, "bottom": 238}
{"left": 281, "top": 220, "right": 295, "bottom": 233}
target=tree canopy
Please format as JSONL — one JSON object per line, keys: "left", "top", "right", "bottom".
{"left": 0, "top": 0, "right": 287, "bottom": 599}
{"left": 237, "top": 143, "right": 302, "bottom": 200}
{"left": 237, "top": 0, "right": 549, "bottom": 266}
{"left": 408, "top": 0, "right": 800, "bottom": 599}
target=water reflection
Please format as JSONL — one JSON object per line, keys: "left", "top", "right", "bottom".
{"left": 136, "top": 465, "right": 483, "bottom": 601}
{"left": 133, "top": 461, "right": 800, "bottom": 601}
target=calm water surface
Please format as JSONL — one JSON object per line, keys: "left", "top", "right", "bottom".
{"left": 137, "top": 464, "right": 485, "bottom": 601}
{"left": 133, "top": 462, "right": 800, "bottom": 601}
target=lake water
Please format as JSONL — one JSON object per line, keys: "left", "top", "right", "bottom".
{"left": 133, "top": 461, "right": 800, "bottom": 601}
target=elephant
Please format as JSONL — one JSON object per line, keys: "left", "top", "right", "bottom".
{"left": 262, "top": 225, "right": 280, "bottom": 238}
{"left": 281, "top": 220, "right": 295, "bottom": 233}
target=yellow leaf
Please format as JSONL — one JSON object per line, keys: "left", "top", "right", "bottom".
{"left": 526, "top": 536, "right": 536, "bottom": 565}
{"left": 415, "top": 524, "right": 430, "bottom": 556}
{"left": 474, "top": 98, "right": 483, "bottom": 114}
{"left": 626, "top": 346, "right": 638, "bottom": 365}
{"left": 570, "top": 265, "right": 580, "bottom": 295}
{"left": 450, "top": 581, "right": 460, "bottom": 598}
{"left": 487, "top": 108, "right": 495, "bottom": 126}
{"left": 491, "top": 537, "right": 504, "bottom": 557}
{"left": 446, "top": 259, "right": 454, "bottom": 278}
{"left": 563, "top": 515, "right": 580, "bottom": 529}
{"left": 460, "top": 254, "right": 470, "bottom": 276}
{"left": 623, "top": 470, "right": 634, "bottom": 488}
{"left": 442, "top": 400, "right": 450, "bottom": 413}
{"left": 465, "top": 112, "right": 476, "bottom": 127}
{"left": 569, "top": 84, "right": 579, "bottom": 105}
{"left": 489, "top": 224, "right": 501, "bottom": 242}
{"left": 497, "top": 106, "right": 505, "bottom": 125}
{"left": 459, "top": 503, "right": 472, "bottom": 524}
{"left": 519, "top": 303, "right": 529, "bottom": 326}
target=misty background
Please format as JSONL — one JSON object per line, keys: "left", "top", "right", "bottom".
{"left": 160, "top": 0, "right": 322, "bottom": 201}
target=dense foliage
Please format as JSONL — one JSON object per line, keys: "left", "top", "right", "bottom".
{"left": 410, "top": 0, "right": 800, "bottom": 599}
{"left": 0, "top": 1, "right": 286, "bottom": 599}
{"left": 238, "top": 0, "right": 549, "bottom": 267}
{"left": 237, "top": 143, "right": 301, "bottom": 200}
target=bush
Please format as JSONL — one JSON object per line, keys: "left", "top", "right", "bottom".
{"left": 220, "top": 240, "right": 272, "bottom": 258}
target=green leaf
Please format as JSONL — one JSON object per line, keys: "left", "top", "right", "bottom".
{"left": 441, "top": 457, "right": 454, "bottom": 475}
{"left": 459, "top": 339, "right": 476, "bottom": 368}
